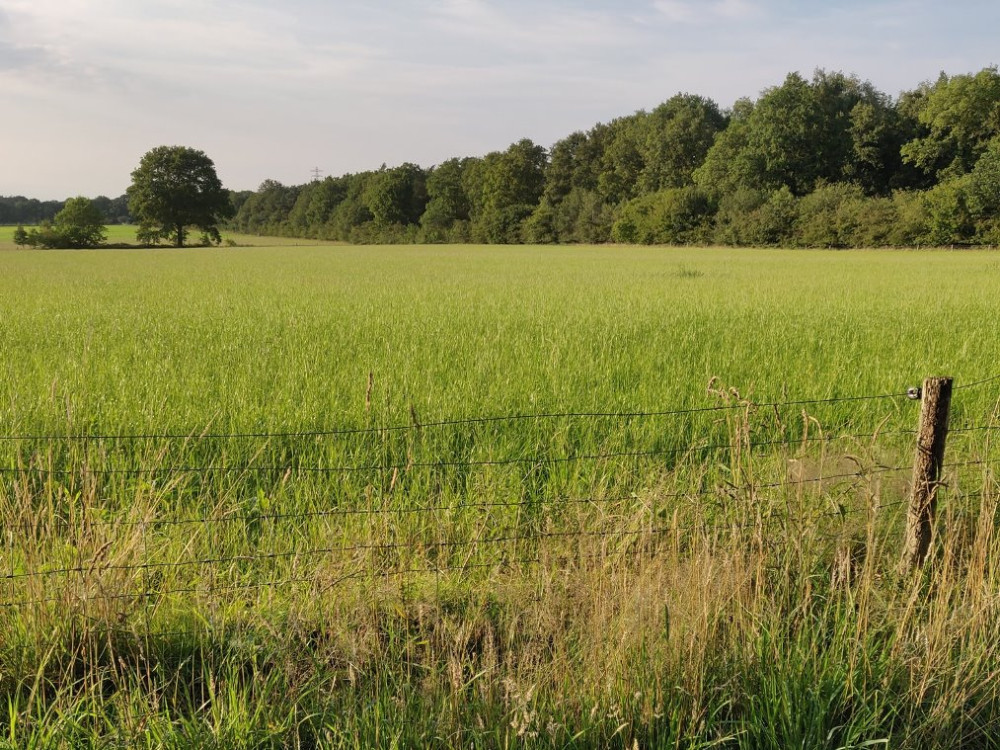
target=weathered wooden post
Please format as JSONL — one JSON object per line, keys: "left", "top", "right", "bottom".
{"left": 901, "top": 376, "right": 952, "bottom": 572}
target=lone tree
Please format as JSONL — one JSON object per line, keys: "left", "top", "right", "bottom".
{"left": 127, "top": 146, "right": 233, "bottom": 247}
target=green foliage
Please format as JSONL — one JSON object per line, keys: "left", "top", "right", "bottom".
{"left": 639, "top": 93, "right": 728, "bottom": 192}
{"left": 611, "top": 187, "right": 713, "bottom": 244}
{"left": 901, "top": 67, "right": 1000, "bottom": 179}
{"left": 18, "top": 223, "right": 65, "bottom": 249}
{"left": 52, "top": 196, "right": 108, "bottom": 247}
{"left": 477, "top": 203, "right": 535, "bottom": 244}
{"left": 839, "top": 193, "right": 899, "bottom": 247}
{"left": 540, "top": 125, "right": 620, "bottom": 242}
{"left": 12, "top": 225, "right": 28, "bottom": 247}
{"left": 886, "top": 190, "right": 932, "bottom": 246}
{"left": 965, "top": 136, "right": 1000, "bottom": 242}
{"left": 421, "top": 158, "right": 472, "bottom": 236}
{"left": 88, "top": 193, "right": 132, "bottom": 224}
{"left": 694, "top": 98, "right": 757, "bottom": 202}
{"left": 521, "top": 199, "right": 557, "bottom": 243}
{"left": 127, "top": 146, "right": 234, "bottom": 247}
{"left": 13, "top": 197, "right": 107, "bottom": 249}
{"left": 713, "top": 186, "right": 798, "bottom": 246}
{"left": 698, "top": 71, "right": 901, "bottom": 199}
{"left": 286, "top": 178, "right": 347, "bottom": 237}
{"left": 363, "top": 163, "right": 428, "bottom": 227}
{"left": 592, "top": 94, "right": 726, "bottom": 204}
{"left": 328, "top": 174, "right": 374, "bottom": 240}
{"left": 542, "top": 130, "right": 590, "bottom": 204}
{"left": 597, "top": 116, "right": 646, "bottom": 204}
{"left": 0, "top": 195, "right": 63, "bottom": 224}
{"left": 229, "top": 179, "right": 301, "bottom": 237}
{"left": 12, "top": 67, "right": 1000, "bottom": 251}
{"left": 922, "top": 178, "right": 976, "bottom": 246}
{"left": 527, "top": 188, "right": 614, "bottom": 244}
{"left": 463, "top": 139, "right": 547, "bottom": 243}
{"left": 794, "top": 183, "right": 868, "bottom": 247}
{"left": 847, "top": 96, "right": 911, "bottom": 194}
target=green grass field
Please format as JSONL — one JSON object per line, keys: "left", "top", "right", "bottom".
{"left": 1, "top": 243, "right": 999, "bottom": 747}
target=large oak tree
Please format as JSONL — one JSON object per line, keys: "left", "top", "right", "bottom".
{"left": 127, "top": 146, "right": 233, "bottom": 247}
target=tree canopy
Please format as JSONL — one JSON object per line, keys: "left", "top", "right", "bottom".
{"left": 53, "top": 196, "right": 108, "bottom": 247}
{"left": 127, "top": 146, "right": 233, "bottom": 247}
{"left": 901, "top": 68, "right": 1000, "bottom": 179}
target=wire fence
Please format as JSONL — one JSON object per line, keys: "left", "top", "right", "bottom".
{"left": 0, "top": 430, "right": 926, "bottom": 478}
{"left": 0, "top": 390, "right": 916, "bottom": 443}
{"left": 2, "top": 382, "right": 998, "bottom": 616}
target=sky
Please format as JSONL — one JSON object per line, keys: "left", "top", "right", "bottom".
{"left": 1, "top": 0, "right": 998, "bottom": 200}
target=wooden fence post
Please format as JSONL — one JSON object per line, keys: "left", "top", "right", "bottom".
{"left": 901, "top": 376, "right": 953, "bottom": 572}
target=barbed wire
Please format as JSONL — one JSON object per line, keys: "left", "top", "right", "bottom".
{"left": 0, "top": 390, "right": 912, "bottom": 444}
{"left": 2, "top": 463, "right": 931, "bottom": 584}
{"left": 4, "top": 480, "right": 993, "bottom": 613}
{"left": 4, "top": 455, "right": 989, "bottom": 547}
{"left": 2, "top": 488, "right": 979, "bottom": 612}
{"left": 954, "top": 374, "right": 1000, "bottom": 391}
{"left": 946, "top": 424, "right": 1000, "bottom": 435}
{"left": 0, "top": 557, "right": 541, "bottom": 610}
{"left": 2, "top": 451, "right": 929, "bottom": 534}
{"left": 0, "top": 446, "right": 740, "bottom": 477}
{"left": 0, "top": 428, "right": 921, "bottom": 482}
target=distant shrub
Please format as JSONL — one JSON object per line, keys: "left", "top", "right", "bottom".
{"left": 841, "top": 194, "right": 898, "bottom": 247}
{"left": 713, "top": 187, "right": 797, "bottom": 246}
{"left": 793, "top": 183, "right": 867, "bottom": 248}
{"left": 886, "top": 190, "right": 931, "bottom": 246}
{"left": 522, "top": 201, "right": 557, "bottom": 244}
{"left": 611, "top": 187, "right": 713, "bottom": 245}
{"left": 922, "top": 179, "right": 975, "bottom": 246}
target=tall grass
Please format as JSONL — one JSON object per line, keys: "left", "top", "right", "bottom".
{"left": 1, "top": 244, "right": 999, "bottom": 746}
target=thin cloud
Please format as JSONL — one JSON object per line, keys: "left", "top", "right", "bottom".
{"left": 0, "top": 40, "right": 48, "bottom": 71}
{"left": 715, "top": 0, "right": 759, "bottom": 20}
{"left": 427, "top": 0, "right": 642, "bottom": 54}
{"left": 652, "top": 0, "right": 760, "bottom": 24}
{"left": 0, "top": 6, "right": 57, "bottom": 74}
{"left": 2, "top": 0, "right": 388, "bottom": 104}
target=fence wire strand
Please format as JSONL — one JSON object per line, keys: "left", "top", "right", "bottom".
{"left": 2, "top": 463, "right": 946, "bottom": 587}
{"left": 0, "top": 390, "right": 912, "bottom": 444}
{"left": 3, "top": 485, "right": 985, "bottom": 612}
{"left": 0, "top": 428, "right": 920, "bottom": 480}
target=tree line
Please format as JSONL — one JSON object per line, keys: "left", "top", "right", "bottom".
{"left": 0, "top": 194, "right": 131, "bottom": 227}
{"left": 228, "top": 67, "right": 1000, "bottom": 248}
{"left": 8, "top": 67, "right": 1000, "bottom": 249}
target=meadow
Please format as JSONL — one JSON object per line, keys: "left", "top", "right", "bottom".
{"left": 1, "top": 241, "right": 999, "bottom": 747}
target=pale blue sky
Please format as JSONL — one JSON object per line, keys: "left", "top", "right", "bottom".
{"left": 1, "top": 0, "right": 997, "bottom": 199}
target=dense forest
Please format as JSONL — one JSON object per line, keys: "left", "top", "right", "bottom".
{"left": 8, "top": 68, "right": 1000, "bottom": 248}
{"left": 226, "top": 68, "right": 1000, "bottom": 247}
